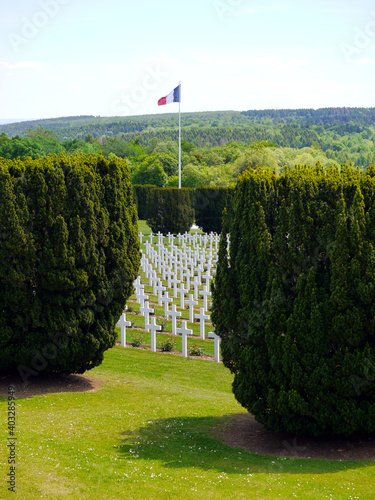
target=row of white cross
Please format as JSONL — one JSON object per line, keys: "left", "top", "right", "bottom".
{"left": 117, "top": 230, "right": 222, "bottom": 362}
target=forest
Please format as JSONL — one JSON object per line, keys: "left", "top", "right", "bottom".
{"left": 0, "top": 107, "right": 374, "bottom": 187}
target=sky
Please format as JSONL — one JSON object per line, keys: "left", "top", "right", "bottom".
{"left": 0, "top": 0, "right": 374, "bottom": 121}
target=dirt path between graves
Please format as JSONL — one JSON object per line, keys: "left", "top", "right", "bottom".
{"left": 212, "top": 412, "right": 375, "bottom": 460}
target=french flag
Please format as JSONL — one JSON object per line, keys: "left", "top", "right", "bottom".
{"left": 158, "top": 84, "right": 181, "bottom": 106}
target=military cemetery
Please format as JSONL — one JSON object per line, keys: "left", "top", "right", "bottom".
{"left": 118, "top": 229, "right": 221, "bottom": 361}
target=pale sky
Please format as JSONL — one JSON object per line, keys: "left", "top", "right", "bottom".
{"left": 0, "top": 0, "right": 374, "bottom": 121}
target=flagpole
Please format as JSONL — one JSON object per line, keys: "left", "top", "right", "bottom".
{"left": 178, "top": 81, "right": 181, "bottom": 189}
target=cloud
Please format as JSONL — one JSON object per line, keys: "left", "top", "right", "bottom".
{"left": 348, "top": 58, "right": 373, "bottom": 64}
{"left": 135, "top": 53, "right": 177, "bottom": 66}
{"left": 197, "top": 55, "right": 214, "bottom": 65}
{"left": 253, "top": 55, "right": 310, "bottom": 69}
{"left": 244, "top": 5, "right": 292, "bottom": 15}
{"left": 0, "top": 61, "right": 47, "bottom": 70}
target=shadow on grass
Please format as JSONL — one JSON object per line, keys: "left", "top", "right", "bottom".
{"left": 0, "top": 373, "right": 104, "bottom": 400}
{"left": 117, "top": 415, "right": 375, "bottom": 475}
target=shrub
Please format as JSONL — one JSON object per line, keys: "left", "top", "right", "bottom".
{"left": 158, "top": 336, "right": 176, "bottom": 352}
{"left": 130, "top": 333, "right": 144, "bottom": 347}
{"left": 0, "top": 153, "right": 140, "bottom": 377}
{"left": 159, "top": 319, "right": 168, "bottom": 331}
{"left": 147, "top": 187, "right": 194, "bottom": 234}
{"left": 212, "top": 164, "right": 375, "bottom": 437}
{"left": 188, "top": 344, "right": 205, "bottom": 356}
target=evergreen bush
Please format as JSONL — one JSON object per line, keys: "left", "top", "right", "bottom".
{"left": 0, "top": 153, "right": 140, "bottom": 377}
{"left": 212, "top": 164, "right": 375, "bottom": 437}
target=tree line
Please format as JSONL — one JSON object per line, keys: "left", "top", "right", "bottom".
{"left": 1, "top": 107, "right": 375, "bottom": 188}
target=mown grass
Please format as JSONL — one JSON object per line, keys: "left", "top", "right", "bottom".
{"left": 1, "top": 347, "right": 374, "bottom": 499}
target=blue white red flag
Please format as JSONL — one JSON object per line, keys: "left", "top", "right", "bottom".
{"left": 158, "top": 84, "right": 181, "bottom": 106}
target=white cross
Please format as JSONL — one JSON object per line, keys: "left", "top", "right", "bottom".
{"left": 177, "top": 320, "right": 193, "bottom": 358}
{"left": 151, "top": 275, "right": 159, "bottom": 295}
{"left": 208, "top": 331, "right": 221, "bottom": 362}
{"left": 177, "top": 282, "right": 188, "bottom": 309}
{"left": 117, "top": 313, "right": 132, "bottom": 347}
{"left": 200, "top": 285, "right": 211, "bottom": 313}
{"left": 203, "top": 272, "right": 211, "bottom": 288}
{"left": 191, "top": 276, "right": 201, "bottom": 300}
{"left": 133, "top": 277, "right": 142, "bottom": 296}
{"left": 139, "top": 231, "right": 143, "bottom": 243}
{"left": 140, "top": 300, "right": 154, "bottom": 330}
{"left": 207, "top": 260, "right": 214, "bottom": 275}
{"left": 136, "top": 287, "right": 149, "bottom": 308}
{"left": 179, "top": 264, "right": 186, "bottom": 282}
{"left": 197, "top": 263, "right": 204, "bottom": 282}
{"left": 155, "top": 281, "right": 166, "bottom": 306}
{"left": 195, "top": 307, "right": 210, "bottom": 340}
{"left": 160, "top": 262, "right": 168, "bottom": 280}
{"left": 144, "top": 263, "right": 153, "bottom": 279}
{"left": 169, "top": 304, "right": 181, "bottom": 335}
{"left": 149, "top": 270, "right": 157, "bottom": 287}
{"left": 166, "top": 268, "right": 173, "bottom": 288}
{"left": 170, "top": 276, "right": 180, "bottom": 298}
{"left": 162, "top": 291, "right": 173, "bottom": 318}
{"left": 185, "top": 269, "right": 192, "bottom": 290}
{"left": 186, "top": 294, "right": 198, "bottom": 322}
{"left": 145, "top": 316, "right": 162, "bottom": 352}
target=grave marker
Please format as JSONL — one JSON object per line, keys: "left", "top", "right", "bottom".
{"left": 146, "top": 316, "right": 162, "bottom": 352}
{"left": 170, "top": 304, "right": 181, "bottom": 335}
{"left": 117, "top": 313, "right": 132, "bottom": 347}
{"left": 140, "top": 300, "right": 154, "bottom": 330}
{"left": 177, "top": 320, "right": 193, "bottom": 358}
{"left": 208, "top": 331, "right": 221, "bottom": 362}
{"left": 186, "top": 294, "right": 198, "bottom": 322}
{"left": 195, "top": 307, "right": 210, "bottom": 340}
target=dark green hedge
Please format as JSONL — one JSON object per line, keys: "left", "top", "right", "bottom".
{"left": 147, "top": 187, "right": 194, "bottom": 234}
{"left": 194, "top": 186, "right": 234, "bottom": 233}
{"left": 132, "top": 184, "right": 156, "bottom": 220}
{"left": 0, "top": 153, "right": 140, "bottom": 378}
{"left": 212, "top": 164, "right": 375, "bottom": 437}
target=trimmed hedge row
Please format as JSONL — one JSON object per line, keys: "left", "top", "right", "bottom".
{"left": 132, "top": 184, "right": 156, "bottom": 220}
{"left": 212, "top": 164, "right": 375, "bottom": 437}
{"left": 147, "top": 187, "right": 195, "bottom": 235}
{"left": 134, "top": 185, "right": 234, "bottom": 234}
{"left": 194, "top": 186, "right": 234, "bottom": 234}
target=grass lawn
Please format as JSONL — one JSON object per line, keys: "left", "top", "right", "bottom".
{"left": 138, "top": 219, "right": 153, "bottom": 235}
{"left": 1, "top": 346, "right": 374, "bottom": 499}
